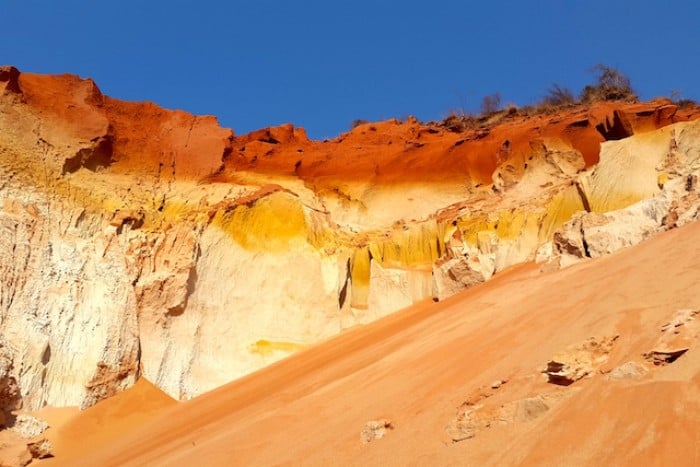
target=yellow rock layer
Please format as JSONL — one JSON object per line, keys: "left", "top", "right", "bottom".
{"left": 350, "top": 247, "right": 372, "bottom": 309}
{"left": 538, "top": 185, "right": 587, "bottom": 241}
{"left": 583, "top": 127, "right": 674, "bottom": 212}
{"left": 248, "top": 339, "right": 308, "bottom": 356}
{"left": 369, "top": 221, "right": 447, "bottom": 271}
{"left": 211, "top": 192, "right": 309, "bottom": 252}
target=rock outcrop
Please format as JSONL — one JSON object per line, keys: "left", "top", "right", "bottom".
{"left": 547, "top": 120, "right": 700, "bottom": 268}
{"left": 1, "top": 66, "right": 699, "bottom": 409}
{"left": 544, "top": 336, "right": 618, "bottom": 386}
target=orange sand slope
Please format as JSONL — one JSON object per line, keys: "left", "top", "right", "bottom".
{"left": 65, "top": 221, "right": 700, "bottom": 466}
{"left": 48, "top": 379, "right": 174, "bottom": 460}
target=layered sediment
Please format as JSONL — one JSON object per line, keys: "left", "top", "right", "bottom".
{"left": 1, "top": 65, "right": 699, "bottom": 413}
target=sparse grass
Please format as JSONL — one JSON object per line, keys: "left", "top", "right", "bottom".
{"left": 441, "top": 111, "right": 478, "bottom": 132}
{"left": 438, "top": 64, "right": 648, "bottom": 131}
{"left": 377, "top": 65, "right": 696, "bottom": 135}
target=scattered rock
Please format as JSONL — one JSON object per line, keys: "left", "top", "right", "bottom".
{"left": 446, "top": 402, "right": 492, "bottom": 443}
{"left": 360, "top": 419, "right": 393, "bottom": 444}
{"left": 513, "top": 397, "right": 550, "bottom": 423}
{"left": 643, "top": 309, "right": 698, "bottom": 366}
{"left": 26, "top": 438, "right": 53, "bottom": 459}
{"left": 545, "top": 336, "right": 618, "bottom": 386}
{"left": 109, "top": 208, "right": 144, "bottom": 232}
{"left": 10, "top": 414, "right": 49, "bottom": 438}
{"left": 607, "top": 361, "right": 649, "bottom": 380}
{"left": 660, "top": 309, "right": 699, "bottom": 333}
{"left": 490, "top": 379, "right": 506, "bottom": 389}
{"left": 432, "top": 256, "right": 488, "bottom": 300}
{"left": 446, "top": 418, "right": 477, "bottom": 442}
{"left": 447, "top": 395, "right": 553, "bottom": 443}
{"left": 643, "top": 348, "right": 689, "bottom": 366}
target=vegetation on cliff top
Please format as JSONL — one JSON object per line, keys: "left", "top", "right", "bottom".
{"left": 436, "top": 64, "right": 696, "bottom": 133}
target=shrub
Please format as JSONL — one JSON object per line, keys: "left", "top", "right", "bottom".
{"left": 541, "top": 84, "right": 575, "bottom": 106}
{"left": 350, "top": 119, "right": 369, "bottom": 129}
{"left": 441, "top": 111, "right": 476, "bottom": 132}
{"left": 480, "top": 93, "right": 502, "bottom": 113}
{"left": 580, "top": 64, "right": 637, "bottom": 103}
{"left": 670, "top": 90, "right": 697, "bottom": 109}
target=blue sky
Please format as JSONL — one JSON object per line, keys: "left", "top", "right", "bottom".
{"left": 3, "top": 1, "right": 699, "bottom": 139}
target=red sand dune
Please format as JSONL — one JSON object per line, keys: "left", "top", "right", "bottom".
{"left": 52, "top": 221, "right": 700, "bottom": 466}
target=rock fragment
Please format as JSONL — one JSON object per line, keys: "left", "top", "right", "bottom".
{"left": 26, "top": 438, "right": 54, "bottom": 459}
{"left": 544, "top": 336, "right": 618, "bottom": 385}
{"left": 447, "top": 395, "right": 552, "bottom": 443}
{"left": 607, "top": 361, "right": 649, "bottom": 380}
{"left": 660, "top": 309, "right": 698, "bottom": 333}
{"left": 490, "top": 379, "right": 506, "bottom": 390}
{"left": 10, "top": 414, "right": 49, "bottom": 438}
{"left": 360, "top": 419, "right": 393, "bottom": 444}
{"left": 643, "top": 308, "right": 697, "bottom": 366}
{"left": 643, "top": 348, "right": 688, "bottom": 366}
{"left": 513, "top": 397, "right": 550, "bottom": 423}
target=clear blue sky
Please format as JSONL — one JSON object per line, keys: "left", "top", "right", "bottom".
{"left": 3, "top": 1, "right": 699, "bottom": 139}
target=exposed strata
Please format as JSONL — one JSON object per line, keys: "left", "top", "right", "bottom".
{"left": 66, "top": 221, "right": 700, "bottom": 467}
{"left": 1, "top": 65, "right": 699, "bottom": 412}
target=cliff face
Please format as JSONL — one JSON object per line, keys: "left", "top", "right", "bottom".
{"left": 71, "top": 220, "right": 700, "bottom": 467}
{"left": 1, "top": 65, "right": 699, "bottom": 411}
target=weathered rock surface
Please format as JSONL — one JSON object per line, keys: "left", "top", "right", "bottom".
{"left": 607, "top": 361, "right": 649, "bottom": 381}
{"left": 1, "top": 66, "right": 699, "bottom": 410}
{"left": 548, "top": 121, "right": 700, "bottom": 267}
{"left": 360, "top": 419, "right": 394, "bottom": 444}
{"left": 0, "top": 338, "right": 21, "bottom": 422}
{"left": 643, "top": 308, "right": 698, "bottom": 366}
{"left": 447, "top": 394, "right": 561, "bottom": 443}
{"left": 25, "top": 438, "right": 53, "bottom": 459}
{"left": 9, "top": 414, "right": 48, "bottom": 439}
{"left": 545, "top": 336, "right": 618, "bottom": 385}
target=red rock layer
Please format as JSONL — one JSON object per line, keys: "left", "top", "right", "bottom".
{"left": 10, "top": 68, "right": 233, "bottom": 179}
{"left": 223, "top": 102, "right": 700, "bottom": 186}
{"left": 4, "top": 66, "right": 699, "bottom": 187}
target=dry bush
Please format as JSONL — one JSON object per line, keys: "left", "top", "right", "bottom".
{"left": 480, "top": 93, "right": 501, "bottom": 113}
{"left": 441, "top": 111, "right": 477, "bottom": 132}
{"left": 350, "top": 119, "right": 369, "bottom": 129}
{"left": 541, "top": 84, "right": 575, "bottom": 106}
{"left": 580, "top": 65, "right": 637, "bottom": 103}
{"left": 670, "top": 90, "right": 697, "bottom": 109}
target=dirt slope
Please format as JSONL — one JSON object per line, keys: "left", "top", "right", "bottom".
{"left": 63, "top": 221, "right": 700, "bottom": 466}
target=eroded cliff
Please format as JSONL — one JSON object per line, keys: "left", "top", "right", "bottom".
{"left": 1, "top": 65, "right": 699, "bottom": 414}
